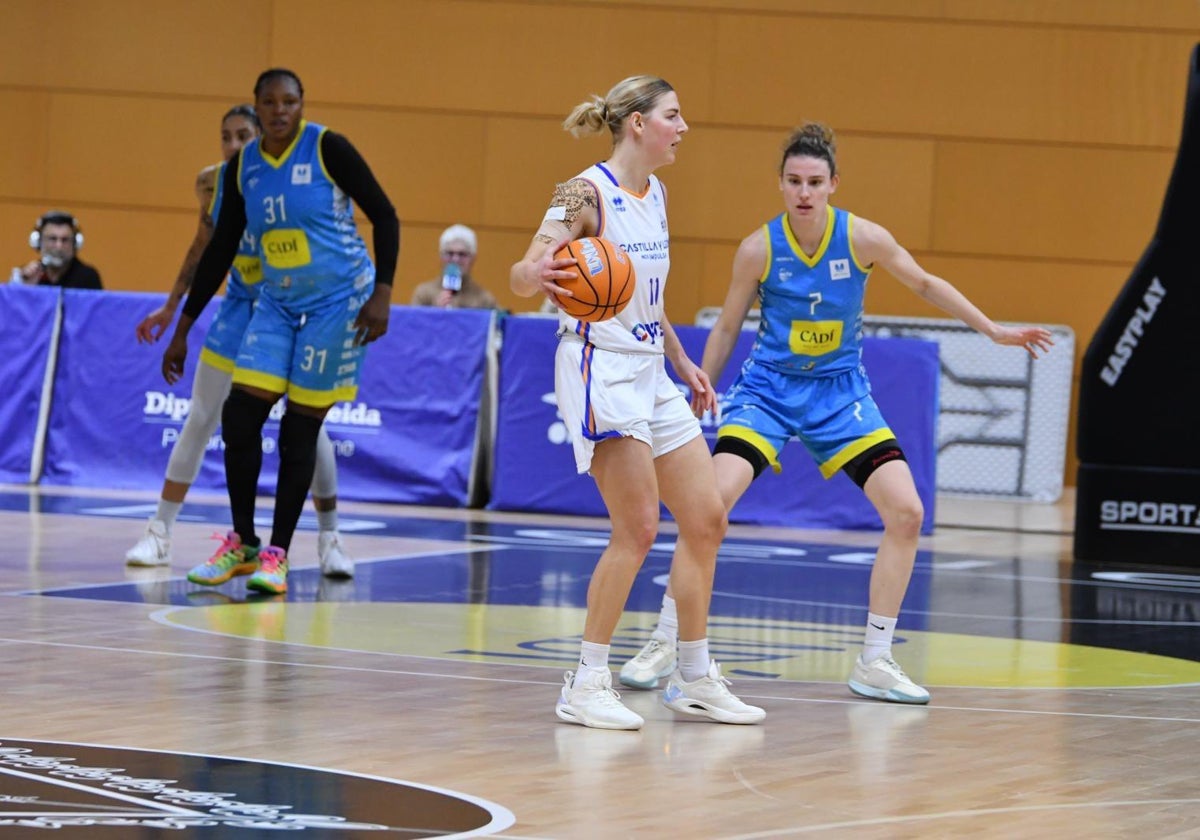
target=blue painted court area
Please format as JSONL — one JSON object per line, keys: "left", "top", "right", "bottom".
{"left": 9, "top": 489, "right": 934, "bottom": 633}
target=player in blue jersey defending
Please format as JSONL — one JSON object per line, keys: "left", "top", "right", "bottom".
{"left": 161, "top": 68, "right": 399, "bottom": 596}
{"left": 622, "top": 123, "right": 1053, "bottom": 704}
{"left": 125, "top": 104, "right": 352, "bottom": 580}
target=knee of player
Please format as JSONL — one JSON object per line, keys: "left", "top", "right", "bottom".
{"left": 689, "top": 504, "right": 728, "bottom": 549}
{"left": 221, "top": 389, "right": 274, "bottom": 446}
{"left": 882, "top": 500, "right": 924, "bottom": 539}
{"left": 614, "top": 516, "right": 660, "bottom": 557}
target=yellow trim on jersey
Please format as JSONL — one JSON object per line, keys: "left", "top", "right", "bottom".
{"left": 758, "top": 223, "right": 772, "bottom": 283}
{"left": 847, "top": 213, "right": 872, "bottom": 274}
{"left": 232, "top": 368, "right": 358, "bottom": 408}
{"left": 315, "top": 126, "right": 332, "bottom": 183}
{"left": 818, "top": 427, "right": 896, "bottom": 479}
{"left": 199, "top": 346, "right": 236, "bottom": 374}
{"left": 717, "top": 426, "right": 783, "bottom": 474}
{"left": 236, "top": 148, "right": 246, "bottom": 195}
{"left": 289, "top": 382, "right": 359, "bottom": 408}
{"left": 205, "top": 162, "right": 223, "bottom": 217}
{"left": 782, "top": 206, "right": 835, "bottom": 268}
{"left": 260, "top": 119, "right": 308, "bottom": 169}
{"left": 232, "top": 368, "right": 288, "bottom": 394}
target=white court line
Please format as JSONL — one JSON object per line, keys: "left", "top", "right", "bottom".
{"left": 3, "top": 635, "right": 1200, "bottom": 721}
{"left": 723, "top": 798, "right": 1200, "bottom": 838}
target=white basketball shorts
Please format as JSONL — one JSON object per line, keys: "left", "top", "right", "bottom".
{"left": 554, "top": 337, "right": 701, "bottom": 474}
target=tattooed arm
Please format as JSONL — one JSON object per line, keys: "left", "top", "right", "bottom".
{"left": 509, "top": 178, "right": 601, "bottom": 300}
{"left": 134, "top": 165, "right": 219, "bottom": 343}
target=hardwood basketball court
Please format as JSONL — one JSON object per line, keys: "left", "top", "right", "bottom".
{"left": 2, "top": 484, "right": 1198, "bottom": 838}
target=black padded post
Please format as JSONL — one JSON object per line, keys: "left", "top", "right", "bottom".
{"left": 1074, "top": 43, "right": 1200, "bottom": 563}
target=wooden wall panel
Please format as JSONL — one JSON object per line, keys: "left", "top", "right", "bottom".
{"left": 712, "top": 16, "right": 1192, "bottom": 147}
{"left": 931, "top": 142, "right": 1174, "bottom": 262}
{"left": 480, "top": 116, "right": 611, "bottom": 234}
{"left": 43, "top": 95, "right": 221, "bottom": 209}
{"left": 275, "top": 0, "right": 718, "bottom": 120}
{"left": 942, "top": 0, "right": 1200, "bottom": 30}
{"left": 0, "top": 0, "right": 271, "bottom": 95}
{"left": 313, "top": 107, "right": 488, "bottom": 225}
{"left": 596, "top": 0, "right": 1200, "bottom": 30}
{"left": 0, "top": 91, "right": 49, "bottom": 197}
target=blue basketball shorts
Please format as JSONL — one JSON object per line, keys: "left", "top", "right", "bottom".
{"left": 717, "top": 358, "right": 895, "bottom": 478}
{"left": 231, "top": 285, "right": 374, "bottom": 408}
{"left": 199, "top": 293, "right": 256, "bottom": 373}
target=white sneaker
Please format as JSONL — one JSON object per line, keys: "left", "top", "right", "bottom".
{"left": 125, "top": 518, "right": 171, "bottom": 567}
{"left": 619, "top": 635, "right": 677, "bottom": 689}
{"left": 662, "top": 661, "right": 765, "bottom": 724}
{"left": 556, "top": 670, "right": 644, "bottom": 730}
{"left": 848, "top": 654, "right": 930, "bottom": 705}
{"left": 318, "top": 530, "right": 354, "bottom": 578}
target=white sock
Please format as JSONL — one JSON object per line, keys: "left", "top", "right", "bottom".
{"left": 154, "top": 500, "right": 183, "bottom": 531}
{"left": 677, "top": 638, "right": 710, "bottom": 682}
{"left": 316, "top": 508, "right": 338, "bottom": 532}
{"left": 654, "top": 594, "right": 678, "bottom": 644}
{"left": 863, "top": 612, "right": 897, "bottom": 663}
{"left": 577, "top": 641, "right": 610, "bottom": 681}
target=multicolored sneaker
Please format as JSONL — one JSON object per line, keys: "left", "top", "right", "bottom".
{"left": 246, "top": 546, "right": 289, "bottom": 595}
{"left": 186, "top": 532, "right": 259, "bottom": 586}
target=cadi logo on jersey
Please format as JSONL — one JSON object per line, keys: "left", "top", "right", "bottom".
{"left": 829, "top": 259, "right": 850, "bottom": 280}
{"left": 291, "top": 163, "right": 312, "bottom": 185}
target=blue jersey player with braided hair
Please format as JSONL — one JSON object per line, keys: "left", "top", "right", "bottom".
{"left": 162, "top": 68, "right": 399, "bottom": 596}
{"left": 621, "top": 122, "right": 1054, "bottom": 705}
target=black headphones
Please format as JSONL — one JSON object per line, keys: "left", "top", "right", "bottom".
{"left": 30, "top": 211, "right": 84, "bottom": 251}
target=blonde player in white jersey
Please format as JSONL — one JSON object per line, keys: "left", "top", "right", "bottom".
{"left": 510, "top": 75, "right": 765, "bottom": 730}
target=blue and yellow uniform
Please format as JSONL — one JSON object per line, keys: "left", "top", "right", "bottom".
{"left": 233, "top": 120, "right": 376, "bottom": 404}
{"left": 719, "top": 206, "right": 896, "bottom": 477}
{"left": 198, "top": 160, "right": 264, "bottom": 372}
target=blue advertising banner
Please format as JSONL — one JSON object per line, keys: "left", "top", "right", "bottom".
{"left": 42, "top": 292, "right": 491, "bottom": 507}
{"left": 42, "top": 290, "right": 217, "bottom": 490}
{"left": 490, "top": 316, "right": 939, "bottom": 533}
{"left": 343, "top": 306, "right": 493, "bottom": 506}
{"left": 0, "top": 285, "right": 60, "bottom": 483}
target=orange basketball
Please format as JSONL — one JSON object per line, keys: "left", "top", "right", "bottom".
{"left": 552, "top": 237, "right": 635, "bottom": 322}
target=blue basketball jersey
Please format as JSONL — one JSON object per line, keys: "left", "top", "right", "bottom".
{"left": 751, "top": 207, "right": 872, "bottom": 376}
{"left": 237, "top": 121, "right": 373, "bottom": 308}
{"left": 208, "top": 160, "right": 263, "bottom": 302}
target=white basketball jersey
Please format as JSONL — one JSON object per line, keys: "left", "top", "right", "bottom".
{"left": 557, "top": 163, "right": 671, "bottom": 355}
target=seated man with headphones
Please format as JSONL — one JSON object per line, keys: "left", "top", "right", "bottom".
{"left": 14, "top": 210, "right": 103, "bottom": 288}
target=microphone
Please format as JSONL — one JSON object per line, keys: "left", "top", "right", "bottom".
{"left": 441, "top": 263, "right": 463, "bottom": 294}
